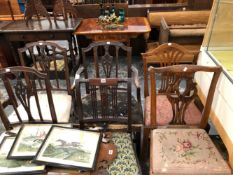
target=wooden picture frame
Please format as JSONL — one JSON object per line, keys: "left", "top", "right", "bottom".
{"left": 0, "top": 136, "right": 45, "bottom": 174}
{"left": 33, "top": 126, "right": 101, "bottom": 171}
{"left": 7, "top": 124, "right": 72, "bottom": 160}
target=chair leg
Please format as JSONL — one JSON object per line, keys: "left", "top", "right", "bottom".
{"left": 140, "top": 126, "right": 150, "bottom": 162}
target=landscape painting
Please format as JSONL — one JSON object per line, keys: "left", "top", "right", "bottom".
{"left": 34, "top": 126, "right": 101, "bottom": 170}
{"left": 0, "top": 136, "right": 45, "bottom": 174}
{"left": 8, "top": 124, "right": 72, "bottom": 159}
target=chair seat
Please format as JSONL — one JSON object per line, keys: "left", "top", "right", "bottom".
{"left": 8, "top": 92, "right": 71, "bottom": 123}
{"left": 107, "top": 132, "right": 140, "bottom": 175}
{"left": 150, "top": 128, "right": 231, "bottom": 174}
{"left": 144, "top": 95, "right": 202, "bottom": 126}
{"left": 81, "top": 92, "right": 143, "bottom": 124}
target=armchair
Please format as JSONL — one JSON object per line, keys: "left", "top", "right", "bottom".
{"left": 75, "top": 41, "right": 143, "bottom": 128}
{"left": 75, "top": 77, "right": 142, "bottom": 175}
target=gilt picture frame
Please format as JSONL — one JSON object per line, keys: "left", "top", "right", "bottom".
{"left": 7, "top": 123, "right": 72, "bottom": 160}
{"left": 0, "top": 136, "right": 45, "bottom": 175}
{"left": 33, "top": 126, "right": 101, "bottom": 171}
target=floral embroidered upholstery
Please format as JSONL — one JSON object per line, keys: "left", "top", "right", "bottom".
{"left": 144, "top": 95, "right": 202, "bottom": 126}
{"left": 151, "top": 129, "right": 231, "bottom": 174}
{"left": 81, "top": 92, "right": 143, "bottom": 124}
{"left": 108, "top": 132, "right": 140, "bottom": 175}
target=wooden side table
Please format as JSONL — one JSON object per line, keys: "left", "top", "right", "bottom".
{"left": 75, "top": 17, "right": 151, "bottom": 45}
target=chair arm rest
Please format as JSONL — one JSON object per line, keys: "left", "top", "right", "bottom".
{"left": 159, "top": 17, "right": 170, "bottom": 44}
{"left": 131, "top": 66, "right": 140, "bottom": 88}
{"left": 71, "top": 66, "right": 85, "bottom": 90}
{"left": 131, "top": 66, "right": 141, "bottom": 103}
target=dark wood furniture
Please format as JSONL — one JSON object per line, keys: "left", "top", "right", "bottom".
{"left": 24, "top": 0, "right": 51, "bottom": 24}
{"left": 18, "top": 41, "right": 72, "bottom": 95}
{"left": 75, "top": 78, "right": 142, "bottom": 174}
{"left": 0, "top": 21, "right": 15, "bottom": 68}
{"left": 53, "top": 0, "right": 78, "bottom": 20}
{"left": 76, "top": 41, "right": 143, "bottom": 129}
{"left": 17, "top": 41, "right": 73, "bottom": 123}
{"left": 0, "top": 66, "right": 58, "bottom": 130}
{"left": 76, "top": 78, "right": 132, "bottom": 131}
{"left": 1, "top": 18, "right": 81, "bottom": 67}
{"left": 75, "top": 17, "right": 151, "bottom": 44}
{"left": 146, "top": 65, "right": 232, "bottom": 175}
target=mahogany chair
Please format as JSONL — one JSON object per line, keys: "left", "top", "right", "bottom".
{"left": 145, "top": 65, "right": 231, "bottom": 174}
{"left": 18, "top": 41, "right": 73, "bottom": 123}
{"left": 75, "top": 77, "right": 142, "bottom": 174}
{"left": 141, "top": 42, "right": 197, "bottom": 98}
{"left": 75, "top": 77, "right": 132, "bottom": 131}
{"left": 141, "top": 43, "right": 202, "bottom": 151}
{"left": 0, "top": 66, "right": 65, "bottom": 131}
{"left": 76, "top": 41, "right": 143, "bottom": 129}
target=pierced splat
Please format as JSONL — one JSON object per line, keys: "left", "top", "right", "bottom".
{"left": 100, "top": 53, "right": 114, "bottom": 78}
{"left": 14, "top": 75, "right": 35, "bottom": 121}
{"left": 142, "top": 43, "right": 196, "bottom": 97}
{"left": 53, "top": 0, "right": 78, "bottom": 21}
{"left": 24, "top": 0, "right": 51, "bottom": 25}
{"left": 0, "top": 67, "right": 59, "bottom": 130}
{"left": 19, "top": 41, "right": 71, "bottom": 94}
{"left": 166, "top": 73, "right": 197, "bottom": 124}
{"left": 76, "top": 78, "right": 131, "bottom": 132}
{"left": 159, "top": 73, "right": 176, "bottom": 93}
{"left": 157, "top": 47, "right": 185, "bottom": 67}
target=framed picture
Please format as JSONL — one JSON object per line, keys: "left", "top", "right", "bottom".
{"left": 7, "top": 123, "right": 72, "bottom": 160}
{"left": 0, "top": 136, "right": 45, "bottom": 174}
{"left": 33, "top": 126, "right": 101, "bottom": 171}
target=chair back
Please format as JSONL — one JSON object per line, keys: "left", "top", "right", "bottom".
{"left": 0, "top": 66, "right": 57, "bottom": 130}
{"left": 81, "top": 41, "right": 132, "bottom": 79}
{"left": 149, "top": 64, "right": 222, "bottom": 128}
{"left": 18, "top": 41, "right": 71, "bottom": 95}
{"left": 75, "top": 78, "right": 132, "bottom": 132}
{"left": 141, "top": 43, "right": 196, "bottom": 97}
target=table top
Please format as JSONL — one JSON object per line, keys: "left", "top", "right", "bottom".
{"left": 0, "top": 18, "right": 82, "bottom": 33}
{"left": 75, "top": 17, "right": 151, "bottom": 35}
{"left": 0, "top": 21, "right": 11, "bottom": 31}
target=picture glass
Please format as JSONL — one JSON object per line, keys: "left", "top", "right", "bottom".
{"left": 8, "top": 124, "right": 71, "bottom": 158}
{"left": 34, "top": 126, "right": 101, "bottom": 170}
{"left": 0, "top": 136, "right": 45, "bottom": 174}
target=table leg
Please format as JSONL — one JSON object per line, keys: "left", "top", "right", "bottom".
{"left": 68, "top": 34, "right": 77, "bottom": 67}
{"left": 72, "top": 35, "right": 78, "bottom": 56}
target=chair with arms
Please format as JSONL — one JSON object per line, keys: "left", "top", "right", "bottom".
{"left": 76, "top": 41, "right": 143, "bottom": 130}
{"left": 75, "top": 77, "right": 142, "bottom": 175}
{"left": 75, "top": 77, "right": 132, "bottom": 131}
{"left": 0, "top": 66, "right": 62, "bottom": 131}
{"left": 146, "top": 65, "right": 232, "bottom": 174}
{"left": 18, "top": 41, "right": 73, "bottom": 122}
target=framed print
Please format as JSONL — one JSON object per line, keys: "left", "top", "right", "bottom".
{"left": 7, "top": 123, "right": 72, "bottom": 160}
{"left": 0, "top": 136, "right": 45, "bottom": 175}
{"left": 33, "top": 126, "right": 101, "bottom": 171}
